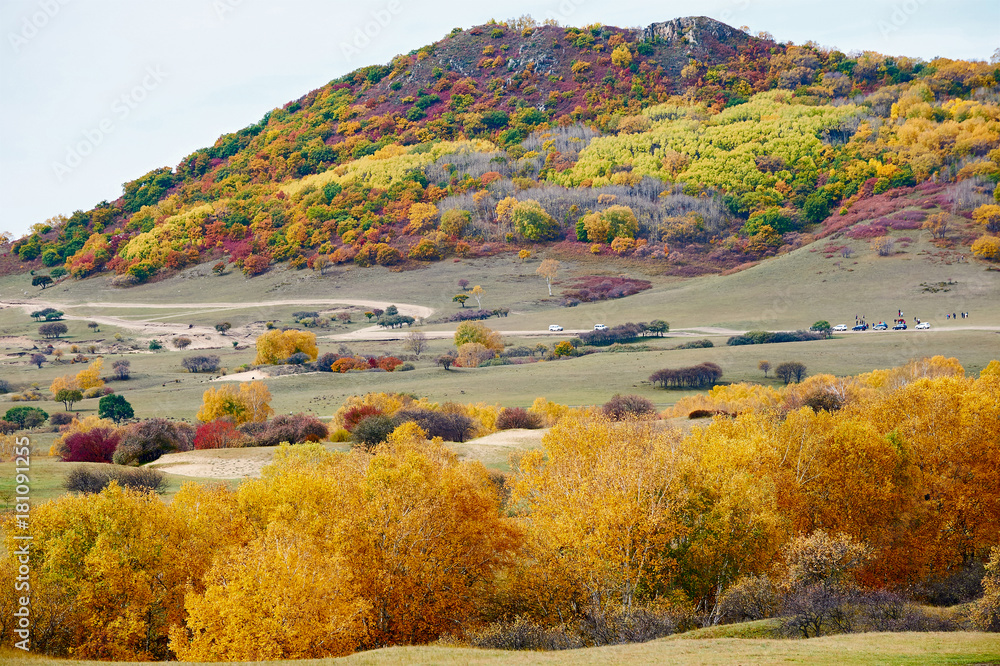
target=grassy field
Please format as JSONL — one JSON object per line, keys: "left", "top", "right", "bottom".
{"left": 3, "top": 631, "right": 998, "bottom": 665}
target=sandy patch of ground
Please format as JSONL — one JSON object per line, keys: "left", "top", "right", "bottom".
{"left": 211, "top": 369, "right": 272, "bottom": 382}
{"left": 449, "top": 428, "right": 548, "bottom": 468}
{"left": 0, "top": 335, "right": 36, "bottom": 348}
{"left": 149, "top": 428, "right": 549, "bottom": 480}
{"left": 150, "top": 447, "right": 279, "bottom": 479}
{"left": 1, "top": 298, "right": 436, "bottom": 349}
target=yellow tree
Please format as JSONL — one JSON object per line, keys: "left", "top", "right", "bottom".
{"left": 536, "top": 258, "right": 559, "bottom": 295}
{"left": 254, "top": 329, "right": 318, "bottom": 365}
{"left": 197, "top": 381, "right": 274, "bottom": 424}
{"left": 470, "top": 284, "right": 485, "bottom": 309}
{"left": 174, "top": 441, "right": 522, "bottom": 655}
{"left": 495, "top": 196, "right": 518, "bottom": 223}
{"left": 2, "top": 484, "right": 196, "bottom": 659}
{"left": 454, "top": 321, "right": 503, "bottom": 351}
{"left": 405, "top": 202, "right": 438, "bottom": 234}
{"left": 972, "top": 204, "right": 1000, "bottom": 233}
{"left": 49, "top": 373, "right": 79, "bottom": 397}
{"left": 75, "top": 357, "right": 104, "bottom": 391}
{"left": 511, "top": 415, "right": 691, "bottom": 620}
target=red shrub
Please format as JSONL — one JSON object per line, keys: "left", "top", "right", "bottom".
{"left": 342, "top": 405, "right": 383, "bottom": 432}
{"left": 194, "top": 419, "right": 245, "bottom": 450}
{"left": 377, "top": 356, "right": 403, "bottom": 371}
{"left": 62, "top": 427, "right": 120, "bottom": 463}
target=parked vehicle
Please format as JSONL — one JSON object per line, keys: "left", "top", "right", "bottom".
{"left": 852, "top": 324, "right": 868, "bottom": 331}
{"left": 548, "top": 324, "right": 563, "bottom": 331}
{"left": 893, "top": 323, "right": 907, "bottom": 330}
{"left": 833, "top": 324, "right": 848, "bottom": 332}
{"left": 593, "top": 324, "right": 608, "bottom": 331}
{"left": 873, "top": 323, "right": 888, "bottom": 331}
{"left": 916, "top": 322, "right": 931, "bottom": 329}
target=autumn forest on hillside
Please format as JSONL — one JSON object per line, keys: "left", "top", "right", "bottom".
{"left": 5, "top": 16, "right": 1000, "bottom": 284}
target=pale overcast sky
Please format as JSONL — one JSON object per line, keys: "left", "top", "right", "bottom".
{"left": 1, "top": 0, "right": 997, "bottom": 238}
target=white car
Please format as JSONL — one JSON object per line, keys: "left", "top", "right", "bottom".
{"left": 548, "top": 324, "right": 563, "bottom": 332}
{"left": 915, "top": 322, "right": 931, "bottom": 330}
{"left": 594, "top": 324, "right": 608, "bottom": 331}
{"left": 832, "top": 324, "right": 848, "bottom": 332}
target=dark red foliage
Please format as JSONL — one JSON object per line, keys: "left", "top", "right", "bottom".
{"left": 62, "top": 427, "right": 120, "bottom": 463}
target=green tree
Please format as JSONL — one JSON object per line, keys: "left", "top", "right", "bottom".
{"left": 56, "top": 388, "right": 84, "bottom": 411}
{"left": 5, "top": 406, "right": 49, "bottom": 428}
{"left": 512, "top": 200, "right": 559, "bottom": 241}
{"left": 99, "top": 394, "right": 135, "bottom": 424}
{"left": 453, "top": 294, "right": 469, "bottom": 308}
{"left": 32, "top": 275, "right": 53, "bottom": 289}
{"left": 810, "top": 321, "right": 832, "bottom": 338}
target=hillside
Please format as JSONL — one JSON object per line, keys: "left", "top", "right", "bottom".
{"left": 4, "top": 15, "right": 999, "bottom": 287}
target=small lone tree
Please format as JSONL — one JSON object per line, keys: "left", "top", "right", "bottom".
{"left": 99, "top": 393, "right": 134, "bottom": 424}
{"left": 810, "top": 321, "right": 832, "bottom": 338}
{"left": 404, "top": 331, "right": 428, "bottom": 359}
{"left": 536, "top": 259, "right": 559, "bottom": 296}
{"left": 39, "top": 322, "right": 68, "bottom": 339}
{"left": 518, "top": 249, "right": 531, "bottom": 263}
{"left": 30, "top": 353, "right": 46, "bottom": 369}
{"left": 32, "top": 275, "right": 53, "bottom": 289}
{"left": 759, "top": 360, "right": 771, "bottom": 378}
{"left": 214, "top": 322, "right": 232, "bottom": 333}
{"left": 436, "top": 353, "right": 456, "bottom": 371}
{"left": 112, "top": 359, "right": 131, "bottom": 380}
{"left": 470, "top": 285, "right": 485, "bottom": 309}
{"left": 56, "top": 388, "right": 84, "bottom": 411}
{"left": 458, "top": 278, "right": 469, "bottom": 291}
{"left": 775, "top": 361, "right": 807, "bottom": 384}
{"left": 173, "top": 336, "right": 193, "bottom": 349}
{"left": 453, "top": 294, "right": 469, "bottom": 308}
{"left": 87, "top": 322, "right": 99, "bottom": 332}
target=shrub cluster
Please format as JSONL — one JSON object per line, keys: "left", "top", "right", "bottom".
{"left": 495, "top": 407, "right": 543, "bottom": 430}
{"left": 726, "top": 330, "right": 825, "bottom": 346}
{"left": 561, "top": 276, "right": 652, "bottom": 304}
{"left": 440, "top": 308, "right": 509, "bottom": 323}
{"left": 3, "top": 406, "right": 48, "bottom": 429}
{"left": 578, "top": 321, "right": 666, "bottom": 346}
{"left": 315, "top": 353, "right": 403, "bottom": 373}
{"left": 672, "top": 339, "right": 714, "bottom": 349}
{"left": 182, "top": 355, "right": 221, "bottom": 373}
{"left": 602, "top": 394, "right": 657, "bottom": 420}
{"left": 650, "top": 362, "right": 723, "bottom": 389}
{"left": 112, "top": 418, "right": 195, "bottom": 465}
{"left": 393, "top": 408, "right": 475, "bottom": 442}
{"left": 64, "top": 466, "right": 166, "bottom": 495}
{"left": 237, "top": 414, "right": 328, "bottom": 447}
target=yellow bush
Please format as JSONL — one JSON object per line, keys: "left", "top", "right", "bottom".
{"left": 254, "top": 329, "right": 318, "bottom": 365}
{"left": 528, "top": 397, "right": 570, "bottom": 426}
{"left": 971, "top": 234, "right": 1000, "bottom": 261}
{"left": 197, "top": 381, "right": 274, "bottom": 425}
